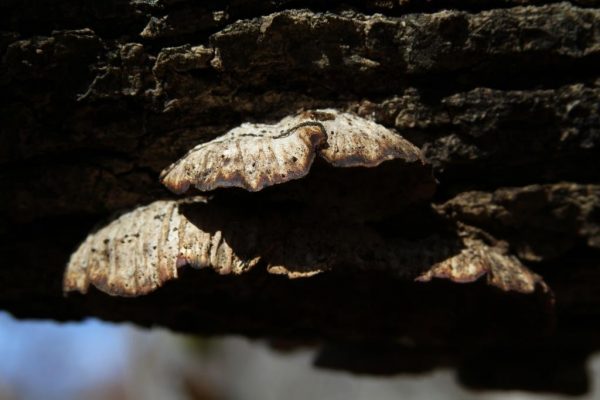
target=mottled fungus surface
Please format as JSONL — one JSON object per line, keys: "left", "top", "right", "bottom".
{"left": 160, "top": 109, "right": 425, "bottom": 194}
{"left": 64, "top": 198, "right": 262, "bottom": 296}
{"left": 160, "top": 109, "right": 435, "bottom": 221}
{"left": 160, "top": 115, "right": 327, "bottom": 193}
{"left": 416, "top": 237, "right": 548, "bottom": 294}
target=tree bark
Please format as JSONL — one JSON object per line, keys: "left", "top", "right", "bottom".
{"left": 1, "top": 0, "right": 599, "bottom": 394}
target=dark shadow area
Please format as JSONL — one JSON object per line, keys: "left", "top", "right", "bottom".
{"left": 458, "top": 346, "right": 589, "bottom": 395}
{"left": 314, "top": 342, "right": 449, "bottom": 375}
{"left": 63, "top": 267, "right": 552, "bottom": 342}
{"left": 178, "top": 202, "right": 457, "bottom": 279}
{"left": 211, "top": 157, "right": 436, "bottom": 223}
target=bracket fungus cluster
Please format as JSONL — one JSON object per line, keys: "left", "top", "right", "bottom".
{"left": 64, "top": 109, "right": 548, "bottom": 298}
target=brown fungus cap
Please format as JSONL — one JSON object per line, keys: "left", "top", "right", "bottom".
{"left": 160, "top": 109, "right": 424, "bottom": 194}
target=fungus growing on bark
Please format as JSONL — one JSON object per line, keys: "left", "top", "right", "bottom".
{"left": 160, "top": 109, "right": 424, "bottom": 194}
{"left": 416, "top": 236, "right": 548, "bottom": 294}
{"left": 436, "top": 183, "right": 600, "bottom": 261}
{"left": 64, "top": 194, "right": 548, "bottom": 297}
{"left": 159, "top": 116, "right": 327, "bottom": 193}
{"left": 63, "top": 197, "right": 408, "bottom": 296}
{"left": 64, "top": 198, "right": 262, "bottom": 297}
{"left": 66, "top": 108, "right": 547, "bottom": 299}
{"left": 65, "top": 109, "right": 441, "bottom": 297}
{"left": 160, "top": 109, "right": 435, "bottom": 221}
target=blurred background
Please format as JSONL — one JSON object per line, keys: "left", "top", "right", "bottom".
{"left": 0, "top": 311, "right": 599, "bottom": 400}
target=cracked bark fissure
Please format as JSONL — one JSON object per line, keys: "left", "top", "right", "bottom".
{"left": 1, "top": 0, "right": 600, "bottom": 394}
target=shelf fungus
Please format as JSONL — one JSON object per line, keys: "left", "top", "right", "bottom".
{"left": 416, "top": 237, "right": 548, "bottom": 294}
{"left": 64, "top": 197, "right": 420, "bottom": 296}
{"left": 64, "top": 198, "right": 263, "bottom": 297}
{"left": 160, "top": 109, "right": 436, "bottom": 220}
{"left": 160, "top": 109, "right": 428, "bottom": 193}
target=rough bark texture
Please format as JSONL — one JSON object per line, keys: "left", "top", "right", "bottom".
{"left": 1, "top": 0, "right": 600, "bottom": 394}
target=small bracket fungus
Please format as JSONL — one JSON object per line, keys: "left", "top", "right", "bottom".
{"left": 64, "top": 198, "right": 262, "bottom": 297}
{"left": 416, "top": 237, "right": 548, "bottom": 294}
{"left": 160, "top": 109, "right": 424, "bottom": 194}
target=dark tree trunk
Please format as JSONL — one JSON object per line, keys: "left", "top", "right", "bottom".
{"left": 1, "top": 0, "right": 599, "bottom": 395}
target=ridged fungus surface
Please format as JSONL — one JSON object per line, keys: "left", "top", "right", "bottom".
{"left": 160, "top": 109, "right": 424, "bottom": 194}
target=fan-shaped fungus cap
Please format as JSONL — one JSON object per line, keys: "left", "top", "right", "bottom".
{"left": 309, "top": 109, "right": 422, "bottom": 167}
{"left": 63, "top": 198, "right": 262, "bottom": 297}
{"left": 160, "top": 116, "right": 326, "bottom": 193}
{"left": 63, "top": 196, "right": 392, "bottom": 296}
{"left": 160, "top": 109, "right": 424, "bottom": 194}
{"left": 416, "top": 237, "right": 548, "bottom": 294}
